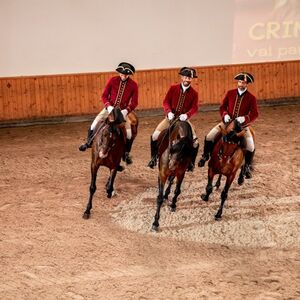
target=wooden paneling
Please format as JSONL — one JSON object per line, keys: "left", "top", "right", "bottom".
{"left": 0, "top": 61, "right": 299, "bottom": 122}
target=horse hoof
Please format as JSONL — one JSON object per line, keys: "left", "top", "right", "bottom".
{"left": 238, "top": 178, "right": 244, "bottom": 185}
{"left": 107, "top": 190, "right": 115, "bottom": 198}
{"left": 151, "top": 224, "right": 159, "bottom": 232}
{"left": 117, "top": 165, "right": 125, "bottom": 172}
{"left": 82, "top": 212, "right": 90, "bottom": 219}
{"left": 169, "top": 206, "right": 176, "bottom": 212}
{"left": 201, "top": 194, "right": 209, "bottom": 201}
{"left": 214, "top": 214, "right": 222, "bottom": 221}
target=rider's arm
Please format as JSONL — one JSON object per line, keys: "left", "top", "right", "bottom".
{"left": 186, "top": 90, "right": 199, "bottom": 118}
{"left": 101, "top": 78, "right": 113, "bottom": 108}
{"left": 126, "top": 81, "right": 138, "bottom": 113}
{"left": 220, "top": 91, "right": 230, "bottom": 119}
{"left": 163, "top": 86, "right": 175, "bottom": 115}
{"left": 244, "top": 94, "right": 259, "bottom": 125}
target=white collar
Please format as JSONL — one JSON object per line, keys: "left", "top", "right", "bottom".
{"left": 238, "top": 88, "right": 247, "bottom": 96}
{"left": 181, "top": 83, "right": 190, "bottom": 92}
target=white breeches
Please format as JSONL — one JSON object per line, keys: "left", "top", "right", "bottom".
{"left": 206, "top": 122, "right": 255, "bottom": 152}
{"left": 90, "top": 108, "right": 132, "bottom": 139}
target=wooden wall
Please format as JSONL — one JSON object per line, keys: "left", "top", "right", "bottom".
{"left": 0, "top": 60, "right": 299, "bottom": 122}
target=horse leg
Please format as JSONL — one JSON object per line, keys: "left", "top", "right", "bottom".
{"left": 106, "top": 168, "right": 118, "bottom": 198}
{"left": 201, "top": 168, "right": 215, "bottom": 201}
{"left": 169, "top": 173, "right": 185, "bottom": 212}
{"left": 215, "top": 174, "right": 234, "bottom": 220}
{"left": 214, "top": 174, "right": 222, "bottom": 189}
{"left": 238, "top": 166, "right": 245, "bottom": 185}
{"left": 83, "top": 162, "right": 100, "bottom": 219}
{"left": 152, "top": 176, "right": 166, "bottom": 231}
{"left": 164, "top": 176, "right": 175, "bottom": 200}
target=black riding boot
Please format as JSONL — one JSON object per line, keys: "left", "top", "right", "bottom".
{"left": 244, "top": 150, "right": 254, "bottom": 179}
{"left": 198, "top": 138, "right": 214, "bottom": 167}
{"left": 79, "top": 129, "right": 94, "bottom": 152}
{"left": 187, "top": 144, "right": 199, "bottom": 172}
{"left": 147, "top": 138, "right": 158, "bottom": 169}
{"left": 124, "top": 138, "right": 133, "bottom": 165}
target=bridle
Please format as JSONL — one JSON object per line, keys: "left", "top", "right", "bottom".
{"left": 98, "top": 124, "right": 118, "bottom": 153}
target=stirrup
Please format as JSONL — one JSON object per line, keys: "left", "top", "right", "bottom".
{"left": 147, "top": 157, "right": 157, "bottom": 169}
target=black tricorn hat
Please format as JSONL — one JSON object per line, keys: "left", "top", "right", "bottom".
{"left": 116, "top": 62, "right": 135, "bottom": 75}
{"left": 178, "top": 67, "right": 198, "bottom": 78}
{"left": 234, "top": 72, "right": 254, "bottom": 83}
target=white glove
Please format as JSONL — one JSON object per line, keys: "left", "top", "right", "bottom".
{"left": 121, "top": 109, "right": 128, "bottom": 118}
{"left": 107, "top": 105, "right": 114, "bottom": 114}
{"left": 179, "top": 114, "right": 188, "bottom": 121}
{"left": 167, "top": 112, "right": 175, "bottom": 121}
{"left": 236, "top": 116, "right": 245, "bottom": 124}
{"left": 224, "top": 114, "right": 231, "bottom": 123}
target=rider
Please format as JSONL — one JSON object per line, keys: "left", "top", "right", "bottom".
{"left": 79, "top": 62, "right": 138, "bottom": 165}
{"left": 147, "top": 67, "right": 199, "bottom": 171}
{"left": 198, "top": 72, "right": 259, "bottom": 178}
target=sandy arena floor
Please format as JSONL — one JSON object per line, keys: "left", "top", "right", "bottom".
{"left": 0, "top": 104, "right": 299, "bottom": 299}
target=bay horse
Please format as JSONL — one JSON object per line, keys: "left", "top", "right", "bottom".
{"left": 152, "top": 120, "right": 195, "bottom": 231}
{"left": 201, "top": 120, "right": 253, "bottom": 220}
{"left": 83, "top": 108, "right": 138, "bottom": 219}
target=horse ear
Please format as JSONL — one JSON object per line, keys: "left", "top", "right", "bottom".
{"left": 107, "top": 110, "right": 115, "bottom": 123}
{"left": 116, "top": 108, "right": 125, "bottom": 124}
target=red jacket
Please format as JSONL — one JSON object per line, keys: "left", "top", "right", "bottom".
{"left": 220, "top": 89, "right": 258, "bottom": 125}
{"left": 163, "top": 84, "right": 199, "bottom": 118}
{"left": 102, "top": 76, "right": 138, "bottom": 112}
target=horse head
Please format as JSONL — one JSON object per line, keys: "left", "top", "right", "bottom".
{"left": 168, "top": 121, "right": 193, "bottom": 170}
{"left": 216, "top": 120, "right": 246, "bottom": 162}
{"left": 219, "top": 120, "right": 246, "bottom": 144}
{"left": 107, "top": 107, "right": 125, "bottom": 125}
{"left": 96, "top": 108, "right": 125, "bottom": 158}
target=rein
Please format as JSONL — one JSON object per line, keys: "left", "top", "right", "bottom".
{"left": 168, "top": 118, "right": 179, "bottom": 149}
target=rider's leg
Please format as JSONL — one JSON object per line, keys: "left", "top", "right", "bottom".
{"left": 244, "top": 128, "right": 255, "bottom": 178}
{"left": 147, "top": 131, "right": 160, "bottom": 169}
{"left": 79, "top": 110, "right": 107, "bottom": 151}
{"left": 124, "top": 120, "right": 133, "bottom": 164}
{"left": 198, "top": 123, "right": 223, "bottom": 167}
{"left": 187, "top": 121, "right": 199, "bottom": 172}
{"left": 147, "top": 118, "right": 169, "bottom": 168}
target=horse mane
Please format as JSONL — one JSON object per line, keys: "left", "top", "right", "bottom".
{"left": 169, "top": 121, "right": 193, "bottom": 158}
{"left": 107, "top": 107, "right": 125, "bottom": 125}
{"left": 222, "top": 119, "right": 244, "bottom": 144}
{"left": 157, "top": 120, "right": 193, "bottom": 157}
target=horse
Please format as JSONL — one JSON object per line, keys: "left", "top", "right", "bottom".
{"left": 201, "top": 119, "right": 253, "bottom": 220}
{"left": 151, "top": 120, "right": 195, "bottom": 231}
{"left": 82, "top": 108, "right": 138, "bottom": 219}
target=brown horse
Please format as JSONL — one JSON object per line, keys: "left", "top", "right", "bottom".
{"left": 201, "top": 120, "right": 253, "bottom": 220}
{"left": 83, "top": 108, "right": 138, "bottom": 219}
{"left": 152, "top": 120, "right": 196, "bottom": 231}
